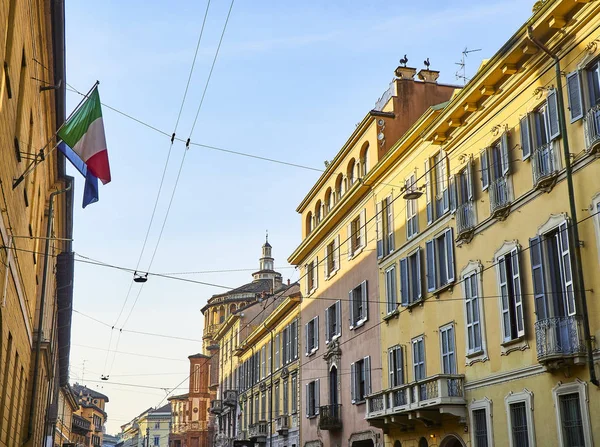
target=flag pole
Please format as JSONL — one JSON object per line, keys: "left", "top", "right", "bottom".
{"left": 12, "top": 81, "right": 99, "bottom": 189}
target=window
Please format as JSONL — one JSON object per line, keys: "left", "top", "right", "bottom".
{"left": 261, "top": 346, "right": 266, "bottom": 379}
{"left": 470, "top": 398, "right": 493, "bottom": 447}
{"left": 453, "top": 158, "right": 476, "bottom": 233}
{"left": 261, "top": 391, "right": 267, "bottom": 420}
{"left": 385, "top": 265, "right": 398, "bottom": 314}
{"left": 283, "top": 378, "right": 289, "bottom": 415}
{"left": 306, "top": 212, "right": 313, "bottom": 235}
{"left": 350, "top": 356, "right": 371, "bottom": 403}
{"left": 440, "top": 325, "right": 456, "bottom": 374}
{"left": 325, "top": 300, "right": 341, "bottom": 342}
{"left": 425, "top": 228, "right": 455, "bottom": 292}
{"left": 497, "top": 248, "right": 524, "bottom": 342}
{"left": 406, "top": 174, "right": 419, "bottom": 238}
{"left": 400, "top": 248, "right": 422, "bottom": 306}
{"left": 505, "top": 394, "right": 534, "bottom": 447}
{"left": 305, "top": 380, "right": 319, "bottom": 417}
{"left": 361, "top": 144, "right": 370, "bottom": 176}
{"left": 348, "top": 209, "right": 366, "bottom": 258}
{"left": 349, "top": 280, "right": 368, "bottom": 328}
{"left": 305, "top": 317, "right": 319, "bottom": 355}
{"left": 305, "top": 258, "right": 318, "bottom": 295}
{"left": 274, "top": 384, "right": 280, "bottom": 417}
{"left": 324, "top": 236, "right": 340, "bottom": 278}
{"left": 291, "top": 374, "right": 298, "bottom": 413}
{"left": 553, "top": 379, "right": 592, "bottom": 446}
{"left": 566, "top": 60, "right": 600, "bottom": 137}
{"left": 473, "top": 409, "right": 489, "bottom": 447}
{"left": 285, "top": 319, "right": 298, "bottom": 363}
{"left": 267, "top": 340, "right": 271, "bottom": 376}
{"left": 254, "top": 394, "right": 260, "bottom": 422}
{"left": 376, "top": 196, "right": 394, "bottom": 258}
{"left": 154, "top": 436, "right": 160, "bottom": 446}
{"left": 464, "top": 272, "right": 483, "bottom": 355}
{"left": 274, "top": 333, "right": 280, "bottom": 370}
{"left": 412, "top": 336, "right": 425, "bottom": 381}
{"left": 154, "top": 421, "right": 160, "bottom": 429}
{"left": 388, "top": 346, "right": 403, "bottom": 388}
{"left": 315, "top": 201, "right": 322, "bottom": 226}
{"left": 425, "top": 151, "right": 449, "bottom": 223}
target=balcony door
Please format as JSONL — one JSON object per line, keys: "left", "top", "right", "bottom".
{"left": 329, "top": 366, "right": 338, "bottom": 407}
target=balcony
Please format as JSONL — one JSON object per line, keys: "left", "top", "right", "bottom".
{"left": 248, "top": 421, "right": 268, "bottom": 442}
{"left": 318, "top": 404, "right": 342, "bottom": 431}
{"left": 366, "top": 374, "right": 466, "bottom": 428}
{"left": 532, "top": 142, "right": 559, "bottom": 191}
{"left": 72, "top": 414, "right": 91, "bottom": 435}
{"left": 489, "top": 177, "right": 510, "bottom": 219}
{"left": 224, "top": 390, "right": 238, "bottom": 407}
{"left": 275, "top": 415, "right": 289, "bottom": 435}
{"left": 535, "top": 316, "right": 586, "bottom": 366}
{"left": 456, "top": 201, "right": 476, "bottom": 241}
{"left": 584, "top": 104, "right": 600, "bottom": 154}
{"left": 209, "top": 400, "right": 223, "bottom": 415}
{"left": 237, "top": 430, "right": 247, "bottom": 441}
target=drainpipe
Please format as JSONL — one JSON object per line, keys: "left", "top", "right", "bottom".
{"left": 24, "top": 184, "right": 72, "bottom": 445}
{"left": 527, "top": 26, "right": 599, "bottom": 387}
{"left": 266, "top": 326, "right": 273, "bottom": 447}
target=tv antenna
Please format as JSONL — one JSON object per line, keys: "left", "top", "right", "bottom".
{"left": 455, "top": 47, "right": 482, "bottom": 86}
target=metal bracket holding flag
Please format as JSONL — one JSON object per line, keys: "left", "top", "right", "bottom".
{"left": 12, "top": 81, "right": 112, "bottom": 208}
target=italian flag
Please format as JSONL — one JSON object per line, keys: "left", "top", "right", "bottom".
{"left": 58, "top": 87, "right": 111, "bottom": 184}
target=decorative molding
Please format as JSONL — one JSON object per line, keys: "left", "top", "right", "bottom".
{"left": 536, "top": 213, "right": 567, "bottom": 236}
{"left": 464, "top": 364, "right": 546, "bottom": 390}
{"left": 348, "top": 430, "right": 380, "bottom": 447}
{"left": 281, "top": 367, "right": 290, "bottom": 379}
{"left": 304, "top": 440, "right": 323, "bottom": 447}
{"left": 323, "top": 338, "right": 342, "bottom": 369}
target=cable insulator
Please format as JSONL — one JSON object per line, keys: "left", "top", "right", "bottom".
{"left": 186, "top": 138, "right": 191, "bottom": 149}
{"left": 171, "top": 133, "right": 176, "bottom": 143}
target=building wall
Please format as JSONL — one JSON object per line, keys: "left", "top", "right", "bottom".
{"left": 1, "top": 0, "right": 69, "bottom": 446}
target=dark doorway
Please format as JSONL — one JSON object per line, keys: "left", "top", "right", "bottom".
{"left": 329, "top": 366, "right": 338, "bottom": 405}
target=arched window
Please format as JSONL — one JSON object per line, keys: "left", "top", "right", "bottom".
{"left": 418, "top": 437, "right": 428, "bottom": 447}
{"left": 347, "top": 158, "right": 356, "bottom": 186}
{"left": 230, "top": 303, "right": 237, "bottom": 314}
{"left": 306, "top": 212, "right": 313, "bottom": 235}
{"left": 335, "top": 174, "right": 343, "bottom": 201}
{"left": 219, "top": 306, "right": 225, "bottom": 323}
{"left": 360, "top": 142, "right": 370, "bottom": 176}
{"left": 212, "top": 309, "right": 218, "bottom": 325}
{"left": 315, "top": 200, "right": 322, "bottom": 225}
{"left": 324, "top": 187, "right": 333, "bottom": 215}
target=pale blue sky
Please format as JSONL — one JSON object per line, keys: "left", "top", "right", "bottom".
{"left": 65, "top": 0, "right": 533, "bottom": 432}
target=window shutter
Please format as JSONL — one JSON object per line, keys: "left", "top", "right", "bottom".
{"left": 449, "top": 175, "right": 457, "bottom": 213}
{"left": 529, "top": 236, "right": 548, "bottom": 320}
{"left": 498, "top": 257, "right": 511, "bottom": 342}
{"left": 445, "top": 228, "right": 455, "bottom": 283}
{"left": 400, "top": 258, "right": 409, "bottom": 306}
{"left": 325, "top": 306, "right": 330, "bottom": 343}
{"left": 388, "top": 349, "right": 395, "bottom": 387}
{"left": 293, "top": 320, "right": 299, "bottom": 359}
{"left": 315, "top": 379, "right": 320, "bottom": 415}
{"left": 361, "top": 280, "right": 368, "bottom": 322}
{"left": 376, "top": 202, "right": 383, "bottom": 258}
{"left": 387, "top": 197, "right": 394, "bottom": 252}
{"left": 467, "top": 157, "right": 474, "bottom": 201}
{"left": 547, "top": 89, "right": 561, "bottom": 140}
{"left": 500, "top": 131, "right": 510, "bottom": 176}
{"left": 360, "top": 208, "right": 367, "bottom": 249}
{"left": 314, "top": 257, "right": 319, "bottom": 290}
{"left": 425, "top": 159, "right": 433, "bottom": 224}
{"left": 558, "top": 222, "right": 576, "bottom": 316}
{"left": 347, "top": 222, "right": 354, "bottom": 260}
{"left": 510, "top": 248, "right": 525, "bottom": 337}
{"left": 566, "top": 71, "right": 584, "bottom": 123}
{"left": 364, "top": 356, "right": 372, "bottom": 395}
{"left": 305, "top": 383, "right": 309, "bottom": 417}
{"left": 275, "top": 334, "right": 280, "bottom": 369}
{"left": 335, "top": 235, "right": 340, "bottom": 271}
{"left": 442, "top": 151, "right": 450, "bottom": 212}
{"left": 349, "top": 290, "right": 355, "bottom": 329}
{"left": 480, "top": 148, "right": 489, "bottom": 191}
{"left": 267, "top": 341, "right": 271, "bottom": 376}
{"left": 416, "top": 248, "right": 422, "bottom": 301}
{"left": 426, "top": 239, "right": 436, "bottom": 292}
{"left": 350, "top": 362, "right": 356, "bottom": 403}
{"left": 315, "top": 316, "right": 319, "bottom": 350}
{"left": 304, "top": 323, "right": 309, "bottom": 355}
{"left": 336, "top": 300, "right": 341, "bottom": 337}
{"left": 520, "top": 115, "right": 532, "bottom": 160}
{"left": 396, "top": 348, "right": 403, "bottom": 385}
{"left": 304, "top": 264, "right": 309, "bottom": 295}
{"left": 324, "top": 245, "right": 329, "bottom": 278}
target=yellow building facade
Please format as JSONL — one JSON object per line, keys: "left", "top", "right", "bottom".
{"left": 364, "top": 2, "right": 600, "bottom": 447}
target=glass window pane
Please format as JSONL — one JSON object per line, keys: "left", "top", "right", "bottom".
{"left": 510, "top": 402, "right": 529, "bottom": 447}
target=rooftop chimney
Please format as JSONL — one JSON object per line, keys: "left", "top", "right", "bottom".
{"left": 417, "top": 69, "right": 440, "bottom": 83}
{"left": 395, "top": 66, "right": 417, "bottom": 80}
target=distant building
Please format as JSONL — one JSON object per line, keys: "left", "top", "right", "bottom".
{"left": 120, "top": 404, "right": 171, "bottom": 447}
{"left": 72, "top": 383, "right": 110, "bottom": 447}
{"left": 103, "top": 433, "right": 120, "bottom": 446}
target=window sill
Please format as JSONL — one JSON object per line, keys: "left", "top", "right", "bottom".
{"left": 403, "top": 299, "right": 424, "bottom": 311}
{"left": 307, "top": 414, "right": 317, "bottom": 420}
{"left": 324, "top": 268, "right": 339, "bottom": 281}
{"left": 305, "top": 348, "right": 318, "bottom": 357}
{"left": 501, "top": 337, "right": 529, "bottom": 356}
{"left": 352, "top": 399, "right": 366, "bottom": 406}
{"left": 348, "top": 245, "right": 366, "bottom": 261}
{"left": 306, "top": 287, "right": 317, "bottom": 298}
{"left": 325, "top": 334, "right": 341, "bottom": 344}
{"left": 383, "top": 309, "right": 399, "bottom": 322}
{"left": 350, "top": 319, "right": 367, "bottom": 330}
{"left": 466, "top": 349, "right": 484, "bottom": 359}
{"left": 428, "top": 281, "right": 454, "bottom": 296}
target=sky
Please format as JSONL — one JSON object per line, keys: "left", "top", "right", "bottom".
{"left": 65, "top": 0, "right": 534, "bottom": 434}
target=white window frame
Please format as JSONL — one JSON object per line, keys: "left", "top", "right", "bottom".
{"left": 349, "top": 280, "right": 368, "bottom": 329}
{"left": 324, "top": 235, "right": 340, "bottom": 279}
{"left": 470, "top": 397, "right": 494, "bottom": 447}
{"left": 591, "top": 193, "right": 600, "bottom": 266}
{"left": 406, "top": 174, "right": 419, "bottom": 239}
{"left": 552, "top": 380, "right": 593, "bottom": 447}
{"left": 426, "top": 228, "right": 455, "bottom": 293}
{"left": 505, "top": 389, "right": 536, "bottom": 447}
{"left": 411, "top": 336, "right": 425, "bottom": 381}
{"left": 461, "top": 261, "right": 488, "bottom": 363}
{"left": 305, "top": 258, "right": 318, "bottom": 296}
{"left": 350, "top": 356, "right": 371, "bottom": 404}
{"left": 325, "top": 300, "right": 341, "bottom": 343}
{"left": 305, "top": 379, "right": 320, "bottom": 418}
{"left": 385, "top": 264, "right": 398, "bottom": 315}
{"left": 439, "top": 324, "right": 456, "bottom": 374}
{"left": 388, "top": 345, "right": 404, "bottom": 388}
{"left": 348, "top": 209, "right": 367, "bottom": 260}
{"left": 400, "top": 247, "right": 422, "bottom": 307}
{"left": 305, "top": 316, "right": 319, "bottom": 356}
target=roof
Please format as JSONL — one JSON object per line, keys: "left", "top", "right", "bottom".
{"left": 201, "top": 278, "right": 285, "bottom": 313}
{"left": 188, "top": 353, "right": 210, "bottom": 359}
{"left": 151, "top": 403, "right": 171, "bottom": 414}
{"left": 72, "top": 383, "right": 109, "bottom": 402}
{"left": 167, "top": 393, "right": 189, "bottom": 401}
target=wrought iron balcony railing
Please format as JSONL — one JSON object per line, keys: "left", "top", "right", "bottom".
{"left": 72, "top": 414, "right": 91, "bottom": 433}
{"left": 209, "top": 400, "right": 223, "bottom": 414}
{"left": 223, "top": 390, "right": 238, "bottom": 407}
{"left": 532, "top": 142, "right": 559, "bottom": 189}
{"left": 248, "top": 421, "right": 268, "bottom": 440}
{"left": 275, "top": 415, "right": 289, "bottom": 435}
{"left": 584, "top": 104, "right": 600, "bottom": 153}
{"left": 489, "top": 177, "right": 510, "bottom": 217}
{"left": 318, "top": 404, "right": 342, "bottom": 431}
{"left": 535, "top": 316, "right": 586, "bottom": 363}
{"left": 456, "top": 201, "right": 476, "bottom": 239}
{"left": 366, "top": 374, "right": 466, "bottom": 422}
